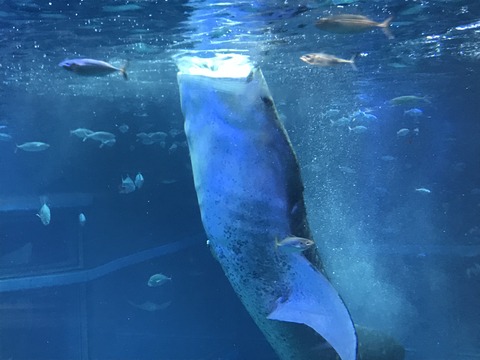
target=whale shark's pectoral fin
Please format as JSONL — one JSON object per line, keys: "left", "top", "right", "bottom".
{"left": 267, "top": 255, "right": 357, "bottom": 360}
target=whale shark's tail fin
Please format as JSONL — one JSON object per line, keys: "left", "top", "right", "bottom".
{"left": 267, "top": 253, "right": 357, "bottom": 360}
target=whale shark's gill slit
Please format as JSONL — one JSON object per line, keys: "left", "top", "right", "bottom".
{"left": 261, "top": 96, "right": 274, "bottom": 108}
{"left": 0, "top": 236, "right": 199, "bottom": 293}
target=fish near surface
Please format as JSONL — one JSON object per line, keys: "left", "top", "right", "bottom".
{"left": 389, "top": 95, "right": 431, "bottom": 106}
{"left": 59, "top": 58, "right": 128, "bottom": 80}
{"left": 316, "top": 14, "right": 394, "bottom": 39}
{"left": 300, "top": 52, "right": 358, "bottom": 70}
{"left": 177, "top": 54, "right": 356, "bottom": 360}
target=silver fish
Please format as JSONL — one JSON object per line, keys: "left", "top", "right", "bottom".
{"left": 323, "top": 109, "right": 341, "bottom": 119}
{"left": 37, "top": 202, "right": 51, "bottom": 226}
{"left": 389, "top": 95, "right": 431, "bottom": 106}
{"left": 381, "top": 155, "right": 395, "bottom": 161}
{"left": 147, "top": 273, "right": 171, "bottom": 287}
{"left": 339, "top": 165, "right": 356, "bottom": 174}
{"left": 349, "top": 125, "right": 368, "bottom": 134}
{"left": 78, "top": 213, "right": 86, "bottom": 226}
{"left": 136, "top": 133, "right": 155, "bottom": 145}
{"left": 276, "top": 236, "right": 315, "bottom": 253}
{"left": 351, "top": 110, "right": 378, "bottom": 122}
{"left": 415, "top": 188, "right": 431, "bottom": 194}
{"left": 117, "top": 124, "right": 129, "bottom": 133}
{"left": 134, "top": 172, "right": 144, "bottom": 189}
{"left": 101, "top": 139, "right": 116, "bottom": 147}
{"left": 168, "top": 143, "right": 178, "bottom": 154}
{"left": 16, "top": 142, "right": 50, "bottom": 152}
{"left": 330, "top": 117, "right": 351, "bottom": 127}
{"left": 59, "top": 58, "right": 128, "bottom": 80}
{"left": 404, "top": 108, "right": 423, "bottom": 117}
{"left": 316, "top": 14, "right": 394, "bottom": 39}
{"left": 86, "top": 131, "right": 116, "bottom": 148}
{"left": 0, "top": 133, "right": 12, "bottom": 142}
{"left": 149, "top": 132, "right": 168, "bottom": 141}
{"left": 70, "top": 128, "right": 94, "bottom": 141}
{"left": 136, "top": 132, "right": 167, "bottom": 146}
{"left": 300, "top": 52, "right": 358, "bottom": 70}
{"left": 127, "top": 300, "right": 172, "bottom": 312}
{"left": 119, "top": 175, "right": 135, "bottom": 194}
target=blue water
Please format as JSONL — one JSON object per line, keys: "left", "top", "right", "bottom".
{"left": 1, "top": 0, "right": 480, "bottom": 359}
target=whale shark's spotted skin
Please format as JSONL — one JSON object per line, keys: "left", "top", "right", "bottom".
{"left": 177, "top": 55, "right": 357, "bottom": 360}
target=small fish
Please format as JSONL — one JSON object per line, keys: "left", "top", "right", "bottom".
{"left": 168, "top": 128, "right": 184, "bottom": 138}
{"left": 0, "top": 133, "right": 13, "bottom": 142}
{"left": 149, "top": 131, "right": 168, "bottom": 142}
{"left": 168, "top": 143, "right": 178, "bottom": 154}
{"left": 117, "top": 124, "right": 129, "bottom": 133}
{"left": 134, "top": 172, "right": 144, "bottom": 189}
{"left": 136, "top": 133, "right": 155, "bottom": 145}
{"left": 415, "top": 187, "right": 431, "bottom": 194}
{"left": 323, "top": 109, "right": 341, "bottom": 119}
{"left": 147, "top": 273, "right": 172, "bottom": 287}
{"left": 330, "top": 117, "right": 350, "bottom": 127}
{"left": 37, "top": 202, "right": 51, "bottom": 226}
{"left": 361, "top": 113, "right": 378, "bottom": 122}
{"left": 70, "top": 128, "right": 94, "bottom": 141}
{"left": 275, "top": 236, "right": 315, "bottom": 253}
{"left": 316, "top": 14, "right": 394, "bottom": 39}
{"left": 86, "top": 131, "right": 116, "bottom": 148}
{"left": 380, "top": 155, "right": 395, "bottom": 161}
{"left": 348, "top": 125, "right": 368, "bottom": 134}
{"left": 59, "top": 58, "right": 128, "bottom": 80}
{"left": 300, "top": 53, "right": 358, "bottom": 70}
{"left": 103, "top": 4, "right": 142, "bottom": 12}
{"left": 127, "top": 300, "right": 172, "bottom": 312}
{"left": 389, "top": 95, "right": 431, "bottom": 106}
{"left": 102, "top": 138, "right": 116, "bottom": 147}
{"left": 16, "top": 142, "right": 50, "bottom": 152}
{"left": 119, "top": 175, "right": 136, "bottom": 194}
{"left": 338, "top": 165, "right": 356, "bottom": 174}
{"left": 351, "top": 110, "right": 378, "bottom": 122}
{"left": 136, "top": 131, "right": 167, "bottom": 146}
{"left": 397, "top": 128, "right": 410, "bottom": 137}
{"left": 78, "top": 213, "right": 86, "bottom": 226}
{"left": 404, "top": 108, "right": 423, "bottom": 117}
{"left": 466, "top": 263, "right": 480, "bottom": 279}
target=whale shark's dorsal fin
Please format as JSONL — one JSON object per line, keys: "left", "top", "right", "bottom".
{"left": 267, "top": 254, "right": 357, "bottom": 360}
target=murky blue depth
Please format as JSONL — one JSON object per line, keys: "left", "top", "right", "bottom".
{"left": 1, "top": 0, "right": 480, "bottom": 359}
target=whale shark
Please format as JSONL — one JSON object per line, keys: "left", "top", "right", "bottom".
{"left": 177, "top": 54, "right": 357, "bottom": 360}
